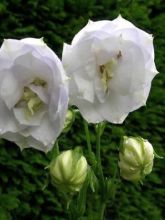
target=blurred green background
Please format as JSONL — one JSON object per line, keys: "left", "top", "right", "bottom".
{"left": 0, "top": 0, "right": 164, "bottom": 219}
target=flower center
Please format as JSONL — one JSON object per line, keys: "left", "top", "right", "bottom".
{"left": 99, "top": 59, "right": 116, "bottom": 93}
{"left": 16, "top": 78, "right": 47, "bottom": 118}
{"left": 99, "top": 51, "right": 122, "bottom": 93}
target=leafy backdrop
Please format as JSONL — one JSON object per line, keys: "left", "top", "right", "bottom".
{"left": 0, "top": 0, "right": 164, "bottom": 219}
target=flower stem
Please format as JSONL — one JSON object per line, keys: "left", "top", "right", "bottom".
{"left": 96, "top": 124, "right": 104, "bottom": 183}
{"left": 83, "top": 119, "right": 93, "bottom": 155}
{"left": 98, "top": 203, "right": 106, "bottom": 220}
{"left": 96, "top": 124, "right": 106, "bottom": 220}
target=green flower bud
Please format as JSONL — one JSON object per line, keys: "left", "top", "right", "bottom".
{"left": 63, "top": 109, "right": 75, "bottom": 133}
{"left": 119, "top": 136, "right": 154, "bottom": 182}
{"left": 50, "top": 150, "right": 88, "bottom": 192}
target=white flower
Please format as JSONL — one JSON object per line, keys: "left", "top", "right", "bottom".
{"left": 118, "top": 136, "right": 154, "bottom": 182}
{"left": 50, "top": 149, "right": 88, "bottom": 192}
{"left": 62, "top": 15, "right": 158, "bottom": 123}
{"left": 0, "top": 38, "right": 68, "bottom": 152}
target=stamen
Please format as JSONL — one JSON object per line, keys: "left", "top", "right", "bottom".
{"left": 117, "top": 50, "right": 122, "bottom": 59}
{"left": 15, "top": 78, "right": 47, "bottom": 118}
{"left": 99, "top": 51, "right": 122, "bottom": 93}
{"left": 99, "top": 60, "right": 115, "bottom": 93}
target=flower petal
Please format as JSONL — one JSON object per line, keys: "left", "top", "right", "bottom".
{"left": 0, "top": 98, "right": 21, "bottom": 134}
{"left": 13, "top": 107, "right": 46, "bottom": 126}
{"left": 0, "top": 70, "right": 23, "bottom": 109}
{"left": 73, "top": 99, "right": 103, "bottom": 123}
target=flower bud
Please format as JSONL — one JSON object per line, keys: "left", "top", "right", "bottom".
{"left": 118, "top": 136, "right": 154, "bottom": 182}
{"left": 50, "top": 149, "right": 88, "bottom": 192}
{"left": 63, "top": 109, "right": 75, "bottom": 133}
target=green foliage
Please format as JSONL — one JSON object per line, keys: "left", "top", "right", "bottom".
{"left": 0, "top": 0, "right": 165, "bottom": 219}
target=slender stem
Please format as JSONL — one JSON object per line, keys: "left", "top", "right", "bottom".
{"left": 96, "top": 124, "right": 106, "bottom": 220}
{"left": 54, "top": 140, "right": 59, "bottom": 156}
{"left": 98, "top": 203, "right": 106, "bottom": 220}
{"left": 83, "top": 119, "right": 92, "bottom": 155}
{"left": 96, "top": 124, "right": 104, "bottom": 182}
{"left": 96, "top": 124, "right": 101, "bottom": 165}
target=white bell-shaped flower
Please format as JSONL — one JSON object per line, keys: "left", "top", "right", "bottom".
{"left": 62, "top": 15, "right": 158, "bottom": 123}
{"left": 0, "top": 38, "right": 68, "bottom": 152}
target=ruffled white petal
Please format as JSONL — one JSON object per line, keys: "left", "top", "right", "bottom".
{"left": 13, "top": 107, "right": 46, "bottom": 126}
{"left": 28, "top": 84, "right": 48, "bottom": 104}
{"left": 63, "top": 16, "right": 158, "bottom": 124}
{"left": 0, "top": 99, "right": 22, "bottom": 134}
{"left": 30, "top": 115, "right": 60, "bottom": 150}
{"left": 72, "top": 20, "right": 110, "bottom": 45}
{"left": 21, "top": 38, "right": 45, "bottom": 46}
{"left": 0, "top": 70, "right": 23, "bottom": 109}
{"left": 0, "top": 38, "right": 68, "bottom": 152}
{"left": 73, "top": 99, "right": 103, "bottom": 123}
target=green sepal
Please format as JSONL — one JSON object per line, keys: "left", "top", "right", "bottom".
{"left": 104, "top": 178, "right": 118, "bottom": 201}
{"left": 87, "top": 167, "right": 98, "bottom": 192}
{"left": 72, "top": 146, "right": 83, "bottom": 164}
{"left": 47, "top": 140, "right": 60, "bottom": 161}
{"left": 95, "top": 121, "right": 106, "bottom": 136}
{"left": 154, "top": 150, "right": 164, "bottom": 159}
{"left": 119, "top": 136, "right": 126, "bottom": 154}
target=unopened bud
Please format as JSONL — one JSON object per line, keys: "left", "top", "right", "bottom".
{"left": 118, "top": 136, "right": 154, "bottom": 182}
{"left": 50, "top": 149, "right": 88, "bottom": 192}
{"left": 63, "top": 109, "right": 75, "bottom": 133}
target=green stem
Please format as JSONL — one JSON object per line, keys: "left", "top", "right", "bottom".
{"left": 54, "top": 140, "right": 59, "bottom": 156}
{"left": 83, "top": 119, "right": 93, "bottom": 155}
{"left": 96, "top": 124, "right": 106, "bottom": 220}
{"left": 98, "top": 203, "right": 106, "bottom": 220}
{"left": 96, "top": 124, "right": 104, "bottom": 183}
{"left": 96, "top": 124, "right": 101, "bottom": 165}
